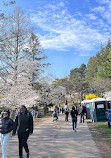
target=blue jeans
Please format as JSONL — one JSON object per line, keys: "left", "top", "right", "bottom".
{"left": 0, "top": 132, "right": 11, "bottom": 158}
{"left": 72, "top": 117, "right": 77, "bottom": 130}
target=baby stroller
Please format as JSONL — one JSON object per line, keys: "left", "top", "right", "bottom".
{"left": 107, "top": 109, "right": 111, "bottom": 127}
{"left": 53, "top": 110, "right": 58, "bottom": 121}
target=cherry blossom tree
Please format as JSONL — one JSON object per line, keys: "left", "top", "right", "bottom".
{"left": 1, "top": 76, "right": 39, "bottom": 108}
{"left": 35, "top": 79, "right": 66, "bottom": 114}
{"left": 0, "top": 8, "right": 49, "bottom": 108}
{"left": 0, "top": 59, "right": 40, "bottom": 108}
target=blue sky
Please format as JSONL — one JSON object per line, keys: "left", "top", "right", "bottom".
{"left": 2, "top": 0, "right": 111, "bottom": 79}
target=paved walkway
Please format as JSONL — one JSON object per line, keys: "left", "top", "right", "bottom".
{"left": 0, "top": 115, "right": 102, "bottom": 158}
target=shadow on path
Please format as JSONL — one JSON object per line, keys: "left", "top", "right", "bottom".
{"left": 0, "top": 115, "right": 102, "bottom": 158}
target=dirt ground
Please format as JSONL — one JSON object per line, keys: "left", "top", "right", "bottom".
{"left": 87, "top": 121, "right": 111, "bottom": 158}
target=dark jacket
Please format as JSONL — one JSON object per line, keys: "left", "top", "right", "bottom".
{"left": 82, "top": 107, "right": 86, "bottom": 115}
{"left": 0, "top": 117, "right": 13, "bottom": 134}
{"left": 13, "top": 111, "right": 33, "bottom": 134}
{"left": 71, "top": 110, "right": 78, "bottom": 118}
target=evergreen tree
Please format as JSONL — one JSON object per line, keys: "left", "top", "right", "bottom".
{"left": 86, "top": 56, "right": 97, "bottom": 80}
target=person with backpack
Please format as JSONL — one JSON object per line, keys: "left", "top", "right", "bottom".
{"left": 71, "top": 106, "right": 78, "bottom": 132}
{"left": 64, "top": 102, "right": 69, "bottom": 121}
{"left": 0, "top": 111, "right": 13, "bottom": 158}
{"left": 13, "top": 105, "right": 33, "bottom": 158}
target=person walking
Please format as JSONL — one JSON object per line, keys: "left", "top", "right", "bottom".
{"left": 53, "top": 110, "right": 58, "bottom": 121}
{"left": 13, "top": 105, "right": 33, "bottom": 158}
{"left": 15, "top": 108, "right": 20, "bottom": 115}
{"left": 0, "top": 111, "right": 13, "bottom": 158}
{"left": 79, "top": 105, "right": 83, "bottom": 123}
{"left": 62, "top": 107, "right": 64, "bottom": 114}
{"left": 31, "top": 108, "right": 36, "bottom": 121}
{"left": 81, "top": 106, "right": 86, "bottom": 123}
{"left": 64, "top": 102, "right": 69, "bottom": 121}
{"left": 71, "top": 106, "right": 78, "bottom": 132}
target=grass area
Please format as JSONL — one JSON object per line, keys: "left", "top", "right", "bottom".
{"left": 96, "top": 122, "right": 111, "bottom": 145}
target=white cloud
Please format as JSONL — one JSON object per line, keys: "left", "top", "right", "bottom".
{"left": 97, "top": 0, "right": 110, "bottom": 5}
{"left": 80, "top": 52, "right": 91, "bottom": 57}
{"left": 45, "top": 2, "right": 65, "bottom": 11}
{"left": 92, "top": 6, "right": 105, "bottom": 13}
{"left": 58, "top": 2, "right": 65, "bottom": 7}
{"left": 92, "top": 1, "right": 111, "bottom": 23}
{"left": 86, "top": 13, "right": 97, "bottom": 20}
{"left": 30, "top": 1, "right": 111, "bottom": 56}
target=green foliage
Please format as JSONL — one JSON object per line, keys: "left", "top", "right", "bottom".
{"left": 70, "top": 64, "right": 87, "bottom": 81}
{"left": 53, "top": 77, "right": 73, "bottom": 97}
{"left": 86, "top": 56, "right": 98, "bottom": 80}
{"left": 87, "top": 39, "right": 111, "bottom": 80}
{"left": 53, "top": 64, "right": 89, "bottom": 101}
{"left": 85, "top": 39, "right": 111, "bottom": 96}
{"left": 52, "top": 78, "right": 67, "bottom": 88}
{"left": 96, "top": 122, "right": 111, "bottom": 146}
{"left": 100, "top": 50, "right": 111, "bottom": 78}
{"left": 53, "top": 39, "right": 111, "bottom": 101}
{"left": 69, "top": 64, "right": 89, "bottom": 100}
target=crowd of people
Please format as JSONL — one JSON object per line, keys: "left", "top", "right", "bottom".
{"left": 53, "top": 100, "right": 87, "bottom": 132}
{"left": 0, "top": 101, "right": 87, "bottom": 158}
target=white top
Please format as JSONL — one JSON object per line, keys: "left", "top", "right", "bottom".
{"left": 91, "top": 97, "right": 106, "bottom": 102}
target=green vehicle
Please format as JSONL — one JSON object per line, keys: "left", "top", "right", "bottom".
{"left": 89, "top": 98, "right": 107, "bottom": 122}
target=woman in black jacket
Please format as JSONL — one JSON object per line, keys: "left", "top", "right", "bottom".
{"left": 0, "top": 111, "right": 13, "bottom": 158}
{"left": 13, "top": 105, "right": 33, "bottom": 158}
{"left": 71, "top": 106, "right": 78, "bottom": 132}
